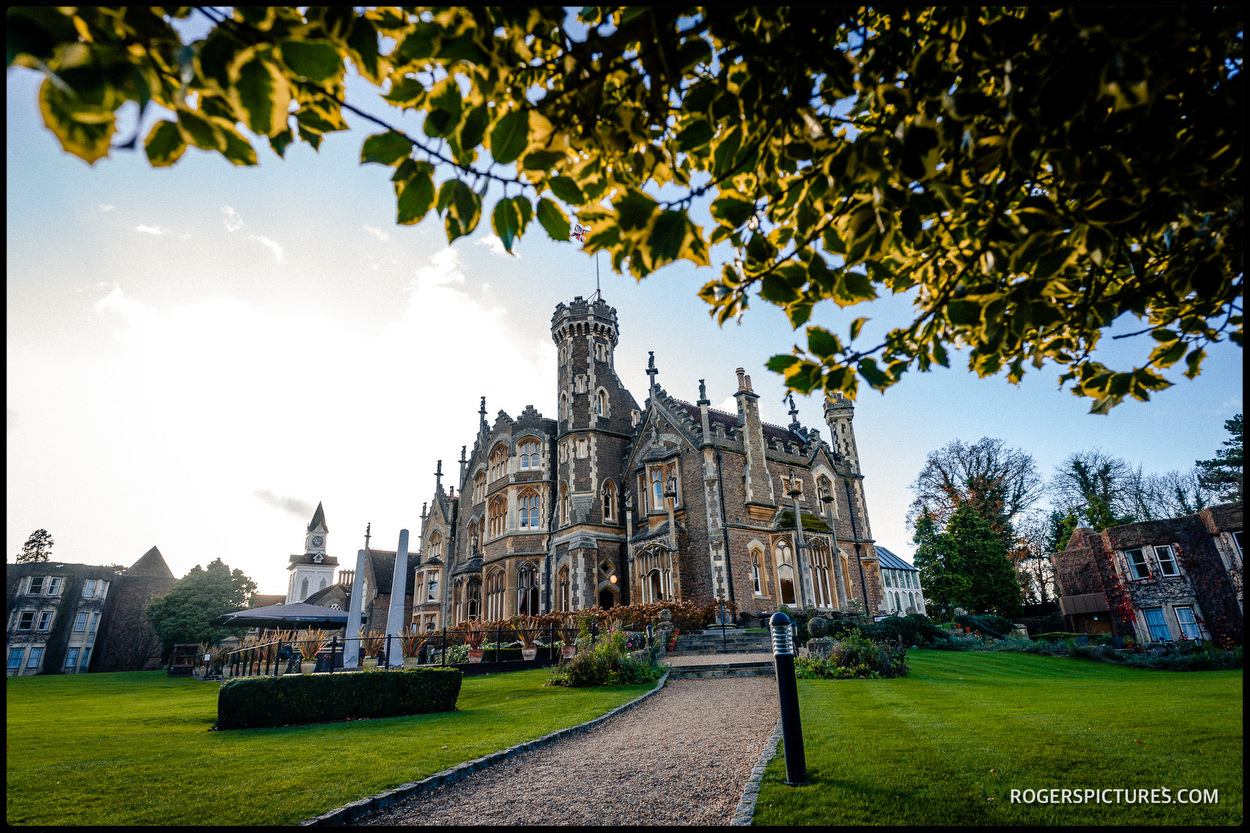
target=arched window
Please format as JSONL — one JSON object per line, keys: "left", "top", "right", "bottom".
{"left": 594, "top": 389, "right": 608, "bottom": 416}
{"left": 750, "top": 545, "right": 766, "bottom": 596}
{"left": 488, "top": 496, "right": 506, "bottom": 538}
{"left": 473, "top": 471, "right": 486, "bottom": 504}
{"left": 817, "top": 474, "right": 834, "bottom": 515}
{"left": 518, "top": 562, "right": 539, "bottom": 615}
{"left": 485, "top": 569, "right": 505, "bottom": 620}
{"left": 809, "top": 540, "right": 834, "bottom": 609}
{"left": 557, "top": 565, "right": 570, "bottom": 611}
{"left": 650, "top": 468, "right": 665, "bottom": 509}
{"left": 453, "top": 577, "right": 464, "bottom": 623}
{"left": 560, "top": 482, "right": 570, "bottom": 525}
{"left": 300, "top": 578, "right": 309, "bottom": 599}
{"left": 519, "top": 489, "right": 540, "bottom": 528}
{"left": 636, "top": 547, "right": 674, "bottom": 603}
{"left": 518, "top": 439, "right": 541, "bottom": 470}
{"left": 775, "top": 539, "right": 796, "bottom": 606}
{"left": 466, "top": 577, "right": 481, "bottom": 620}
{"left": 428, "top": 530, "right": 443, "bottom": 558}
{"left": 489, "top": 443, "right": 509, "bottom": 482}
{"left": 602, "top": 480, "right": 617, "bottom": 522}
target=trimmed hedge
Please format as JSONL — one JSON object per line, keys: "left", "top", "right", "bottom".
{"left": 216, "top": 667, "right": 462, "bottom": 730}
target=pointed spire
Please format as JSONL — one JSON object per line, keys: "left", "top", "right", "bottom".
{"left": 307, "top": 501, "right": 327, "bottom": 532}
{"left": 646, "top": 351, "right": 659, "bottom": 395}
{"left": 364, "top": 522, "right": 371, "bottom": 551}
{"left": 786, "top": 392, "right": 801, "bottom": 431}
{"left": 434, "top": 459, "right": 443, "bottom": 491}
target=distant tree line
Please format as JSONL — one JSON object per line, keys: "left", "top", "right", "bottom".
{"left": 908, "top": 413, "right": 1242, "bottom": 618}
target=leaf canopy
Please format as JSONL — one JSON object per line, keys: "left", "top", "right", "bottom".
{"left": 8, "top": 6, "right": 1242, "bottom": 411}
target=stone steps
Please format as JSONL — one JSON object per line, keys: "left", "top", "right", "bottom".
{"left": 668, "top": 629, "right": 773, "bottom": 656}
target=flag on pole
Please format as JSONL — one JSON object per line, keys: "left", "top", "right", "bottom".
{"left": 572, "top": 223, "right": 588, "bottom": 243}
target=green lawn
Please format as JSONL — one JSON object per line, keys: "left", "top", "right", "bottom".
{"left": 754, "top": 650, "right": 1243, "bottom": 826}
{"left": 5, "top": 669, "right": 653, "bottom": 826}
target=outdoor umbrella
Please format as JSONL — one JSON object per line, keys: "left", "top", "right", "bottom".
{"left": 211, "top": 602, "right": 356, "bottom": 629}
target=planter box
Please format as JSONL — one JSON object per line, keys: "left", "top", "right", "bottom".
{"left": 467, "top": 649, "right": 484, "bottom": 663}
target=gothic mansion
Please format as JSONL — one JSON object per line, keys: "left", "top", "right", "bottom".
{"left": 292, "top": 296, "right": 886, "bottom": 631}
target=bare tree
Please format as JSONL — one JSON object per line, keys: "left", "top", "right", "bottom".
{"left": 908, "top": 437, "right": 1045, "bottom": 541}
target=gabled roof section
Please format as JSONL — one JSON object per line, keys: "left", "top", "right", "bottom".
{"left": 125, "top": 546, "right": 175, "bottom": 579}
{"left": 875, "top": 546, "right": 917, "bottom": 571}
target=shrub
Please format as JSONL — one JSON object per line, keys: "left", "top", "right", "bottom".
{"left": 867, "top": 614, "right": 954, "bottom": 647}
{"left": 546, "top": 628, "right": 664, "bottom": 688}
{"left": 954, "top": 613, "right": 1013, "bottom": 639}
{"left": 216, "top": 667, "right": 462, "bottom": 730}
{"left": 796, "top": 629, "right": 908, "bottom": 679}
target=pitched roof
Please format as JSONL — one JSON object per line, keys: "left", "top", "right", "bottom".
{"left": 875, "top": 546, "right": 917, "bottom": 572}
{"left": 124, "top": 546, "right": 175, "bottom": 579}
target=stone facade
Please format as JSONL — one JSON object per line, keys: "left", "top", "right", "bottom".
{"left": 400, "top": 296, "right": 886, "bottom": 628}
{"left": 1053, "top": 503, "right": 1244, "bottom": 646}
{"left": 306, "top": 296, "right": 886, "bottom": 632}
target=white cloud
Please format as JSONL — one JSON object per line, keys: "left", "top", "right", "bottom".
{"left": 475, "top": 235, "right": 517, "bottom": 259}
{"left": 221, "top": 205, "right": 244, "bottom": 232}
{"left": 363, "top": 225, "right": 390, "bottom": 242}
{"left": 99, "top": 204, "right": 115, "bottom": 212}
{"left": 247, "top": 234, "right": 285, "bottom": 264}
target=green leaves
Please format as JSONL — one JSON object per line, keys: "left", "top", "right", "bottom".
{"left": 488, "top": 109, "right": 529, "bottom": 165}
{"left": 143, "top": 119, "right": 185, "bottom": 166}
{"left": 490, "top": 195, "right": 532, "bottom": 253}
{"left": 12, "top": 6, "right": 1242, "bottom": 414}
{"left": 393, "top": 159, "right": 435, "bottom": 225}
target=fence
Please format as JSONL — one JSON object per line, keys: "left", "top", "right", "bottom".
{"left": 219, "top": 622, "right": 613, "bottom": 679}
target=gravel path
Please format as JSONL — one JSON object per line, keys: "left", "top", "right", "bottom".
{"left": 355, "top": 675, "right": 780, "bottom": 826}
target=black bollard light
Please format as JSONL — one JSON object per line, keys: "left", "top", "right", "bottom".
{"left": 770, "top": 611, "right": 808, "bottom": 786}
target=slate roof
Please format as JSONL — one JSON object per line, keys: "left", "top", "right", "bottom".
{"left": 875, "top": 546, "right": 917, "bottom": 572}
{"left": 124, "top": 546, "right": 175, "bottom": 579}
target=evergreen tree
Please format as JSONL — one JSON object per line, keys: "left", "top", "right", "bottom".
{"left": 945, "top": 503, "right": 1023, "bottom": 616}
{"left": 145, "top": 559, "right": 257, "bottom": 659}
{"left": 16, "top": 529, "right": 54, "bottom": 563}
{"left": 911, "top": 509, "right": 969, "bottom": 620}
{"left": 1195, "top": 414, "right": 1243, "bottom": 502}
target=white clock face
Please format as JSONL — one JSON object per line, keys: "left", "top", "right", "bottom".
{"left": 312, "top": 535, "right": 324, "bottom": 547}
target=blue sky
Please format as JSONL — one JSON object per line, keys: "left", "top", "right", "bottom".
{"left": 6, "top": 62, "right": 1242, "bottom": 596}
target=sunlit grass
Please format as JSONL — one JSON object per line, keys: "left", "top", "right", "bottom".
{"left": 753, "top": 651, "right": 1242, "bottom": 826}
{"left": 6, "top": 669, "right": 652, "bottom": 826}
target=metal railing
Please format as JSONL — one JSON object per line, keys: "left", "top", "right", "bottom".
{"left": 219, "top": 623, "right": 607, "bottom": 678}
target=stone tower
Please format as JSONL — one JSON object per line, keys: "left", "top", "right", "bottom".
{"left": 550, "top": 296, "right": 641, "bottom": 610}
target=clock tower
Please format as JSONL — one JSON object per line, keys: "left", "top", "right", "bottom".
{"left": 286, "top": 502, "right": 339, "bottom": 604}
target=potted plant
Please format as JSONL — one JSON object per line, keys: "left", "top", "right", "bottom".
{"left": 513, "top": 615, "right": 542, "bottom": 660}
{"left": 399, "top": 629, "right": 424, "bottom": 669}
{"left": 297, "top": 629, "right": 328, "bottom": 673}
{"left": 358, "top": 629, "right": 385, "bottom": 670}
{"left": 463, "top": 619, "right": 486, "bottom": 662}
{"left": 558, "top": 614, "right": 579, "bottom": 659}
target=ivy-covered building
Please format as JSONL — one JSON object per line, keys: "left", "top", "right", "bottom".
{"left": 5, "top": 546, "right": 175, "bottom": 676}
{"left": 1053, "top": 503, "right": 1244, "bottom": 647}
